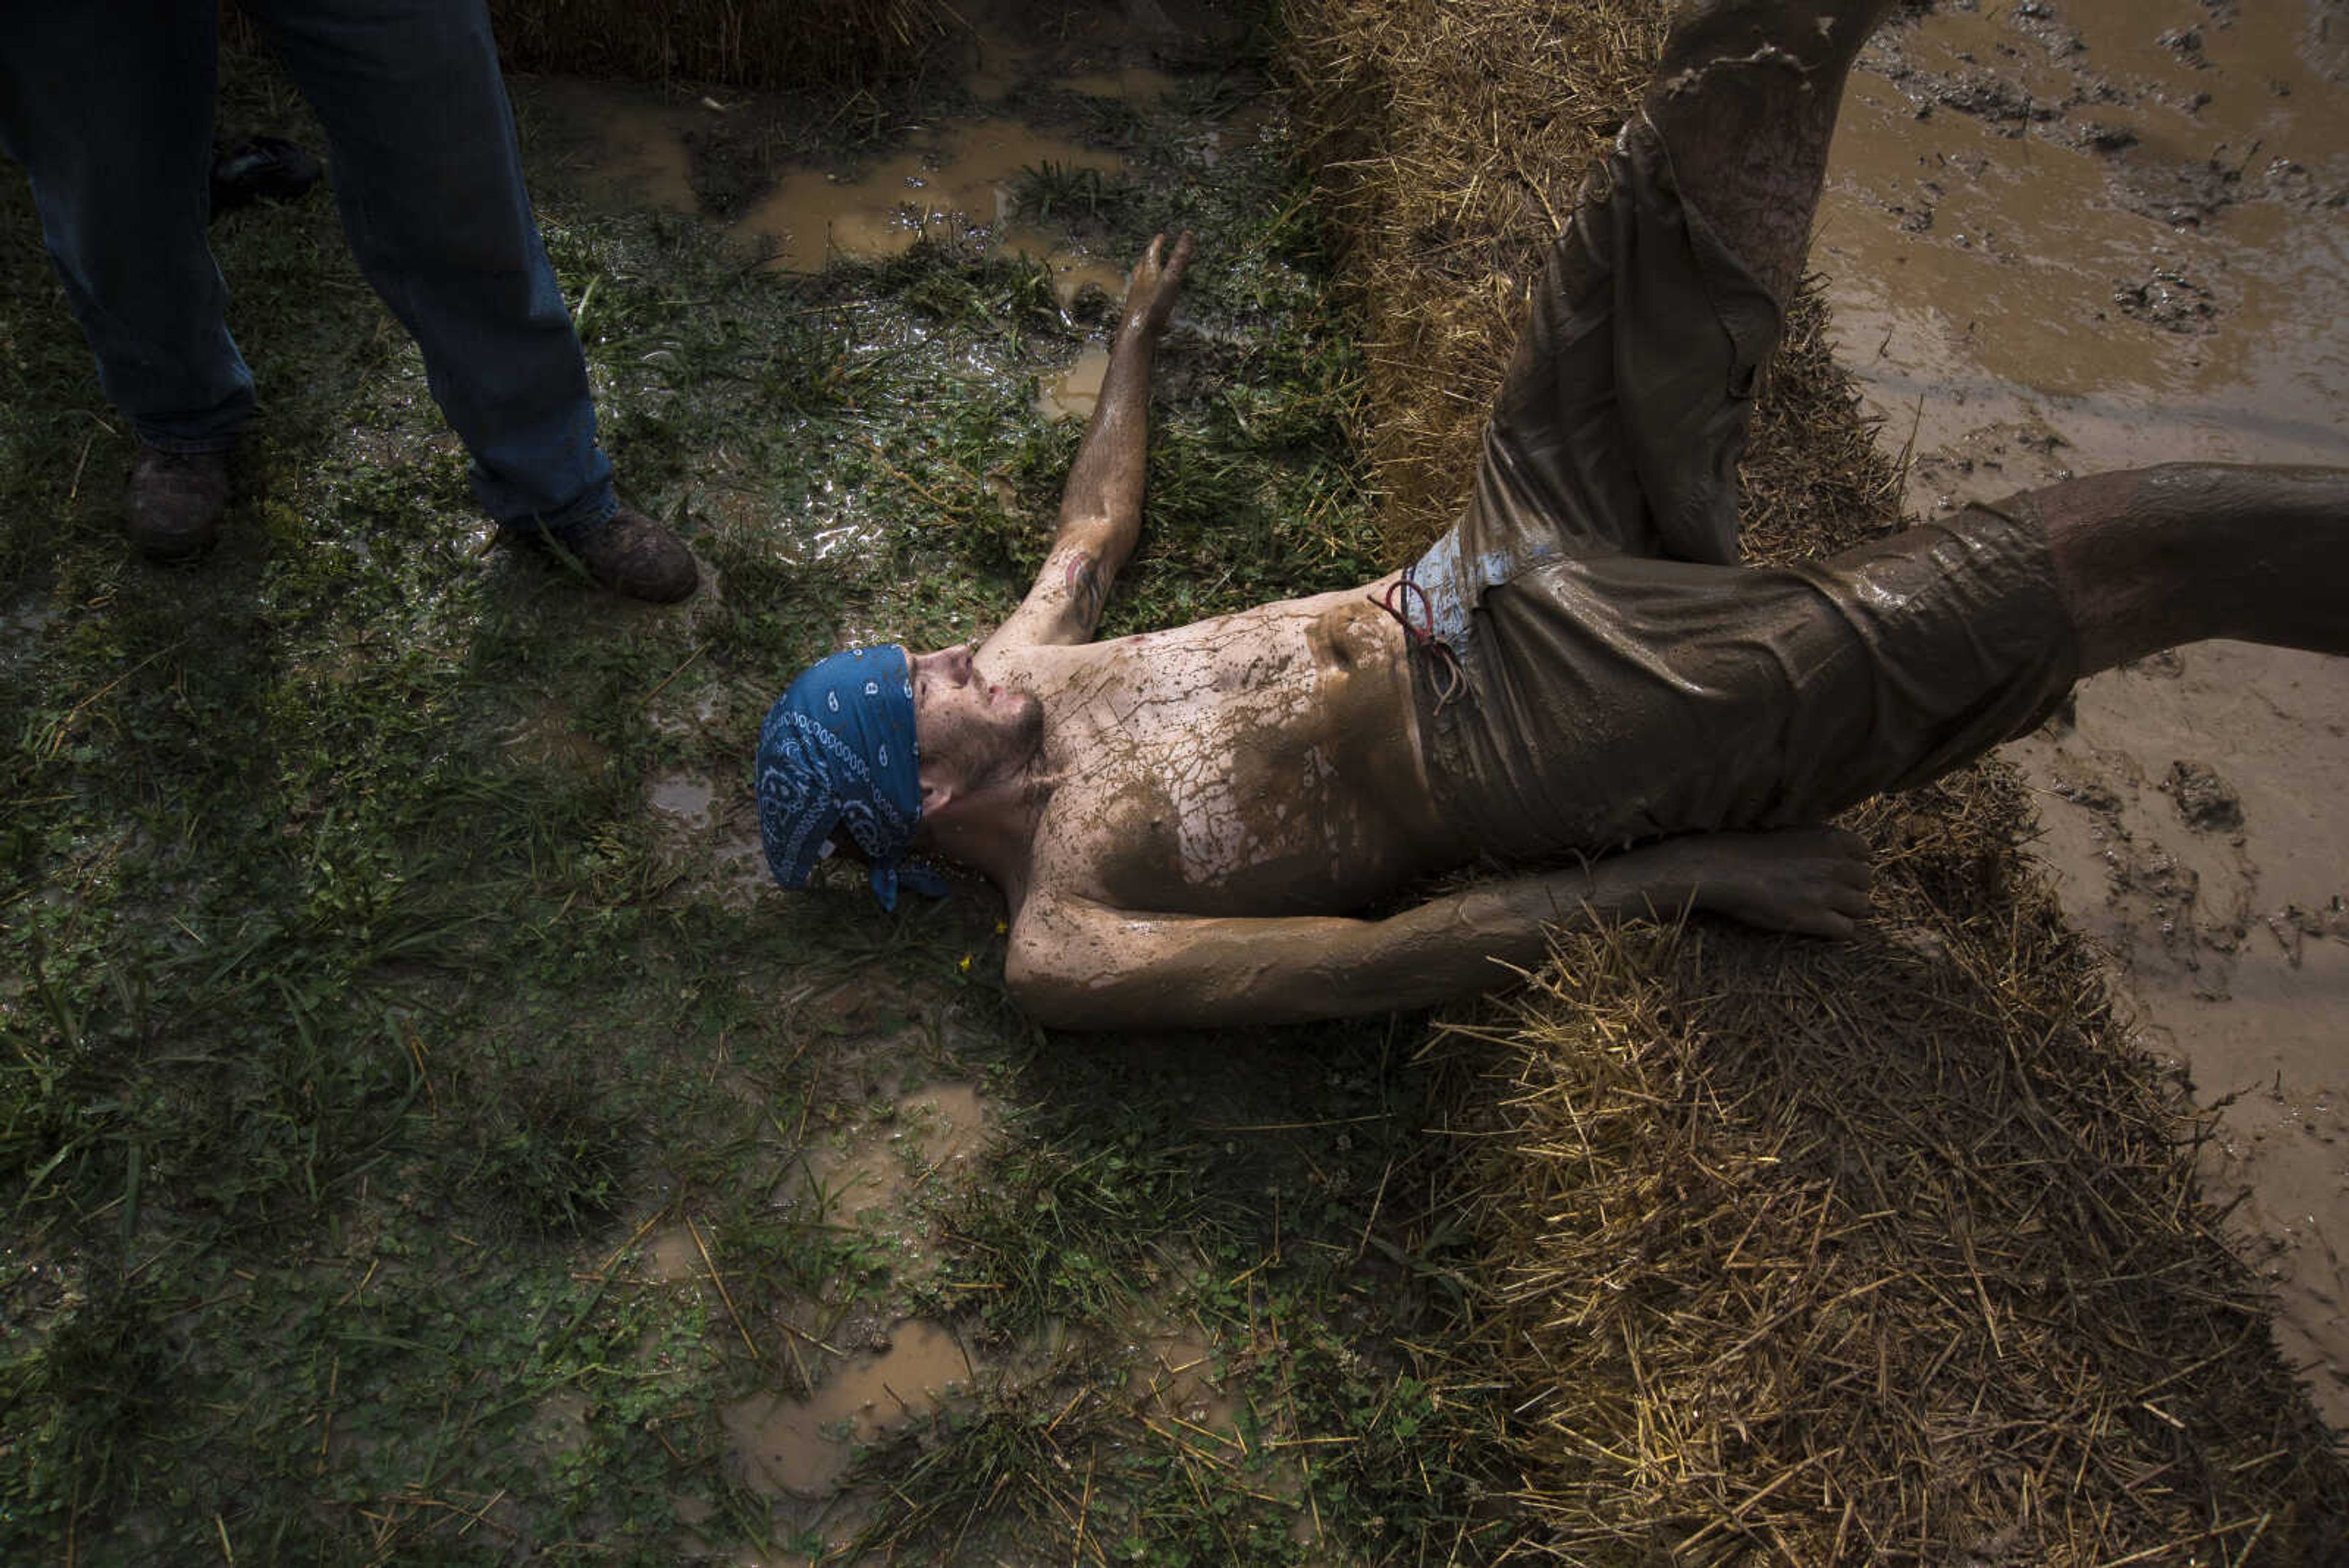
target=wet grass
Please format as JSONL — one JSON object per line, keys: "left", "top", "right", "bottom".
{"left": 0, "top": 36, "right": 1511, "bottom": 1568}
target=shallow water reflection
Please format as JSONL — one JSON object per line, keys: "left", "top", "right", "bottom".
{"left": 723, "top": 1317, "right": 971, "bottom": 1498}
{"left": 538, "top": 56, "right": 1198, "bottom": 302}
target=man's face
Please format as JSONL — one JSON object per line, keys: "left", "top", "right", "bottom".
{"left": 908, "top": 644, "right": 1044, "bottom": 791}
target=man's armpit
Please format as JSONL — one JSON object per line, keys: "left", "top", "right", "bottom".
{"left": 1059, "top": 548, "right": 1106, "bottom": 625}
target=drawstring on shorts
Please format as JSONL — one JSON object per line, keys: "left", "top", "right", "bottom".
{"left": 1371, "top": 567, "right": 1468, "bottom": 713}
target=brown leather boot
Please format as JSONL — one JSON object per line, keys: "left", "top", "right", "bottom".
{"left": 546, "top": 507, "right": 699, "bottom": 603}
{"left": 124, "top": 446, "right": 229, "bottom": 562}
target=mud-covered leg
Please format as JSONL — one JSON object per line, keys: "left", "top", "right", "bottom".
{"left": 1641, "top": 0, "right": 1904, "bottom": 306}
{"left": 2030, "top": 464, "right": 2349, "bottom": 672}
{"left": 1444, "top": 0, "right": 1901, "bottom": 571}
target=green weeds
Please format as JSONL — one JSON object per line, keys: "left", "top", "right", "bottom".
{"left": 0, "top": 29, "right": 1516, "bottom": 1565}
{"left": 1010, "top": 159, "right": 1144, "bottom": 227}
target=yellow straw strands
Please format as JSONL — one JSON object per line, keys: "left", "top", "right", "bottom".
{"left": 1286, "top": 0, "right": 2347, "bottom": 1559}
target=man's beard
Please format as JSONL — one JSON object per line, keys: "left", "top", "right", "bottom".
{"left": 951, "top": 686, "right": 1047, "bottom": 803}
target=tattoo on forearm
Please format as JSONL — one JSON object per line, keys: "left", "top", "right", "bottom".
{"left": 1063, "top": 552, "right": 1106, "bottom": 623}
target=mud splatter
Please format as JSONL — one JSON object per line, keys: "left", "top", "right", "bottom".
{"left": 1824, "top": 0, "right": 2349, "bottom": 1427}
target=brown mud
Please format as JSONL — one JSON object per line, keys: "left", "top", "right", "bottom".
{"left": 621, "top": 1066, "right": 1001, "bottom": 1558}
{"left": 527, "top": 0, "right": 1256, "bottom": 316}
{"left": 521, "top": 0, "right": 2349, "bottom": 1528}
{"left": 1819, "top": 0, "right": 2349, "bottom": 1425}
{"left": 722, "top": 1317, "right": 974, "bottom": 1501}
{"left": 534, "top": 72, "right": 1142, "bottom": 299}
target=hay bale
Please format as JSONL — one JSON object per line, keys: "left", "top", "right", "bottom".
{"left": 1286, "top": 0, "right": 1664, "bottom": 560}
{"left": 1283, "top": 0, "right": 2348, "bottom": 1557}
{"left": 1426, "top": 800, "right": 2347, "bottom": 1559}
{"left": 217, "top": 1, "right": 950, "bottom": 91}
{"left": 488, "top": 0, "right": 948, "bottom": 90}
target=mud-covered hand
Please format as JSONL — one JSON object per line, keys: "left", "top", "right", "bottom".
{"left": 1119, "top": 231, "right": 1194, "bottom": 341}
{"left": 1668, "top": 827, "right": 1874, "bottom": 938}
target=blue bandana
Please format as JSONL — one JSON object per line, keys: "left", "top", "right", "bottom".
{"left": 756, "top": 645, "right": 949, "bottom": 911}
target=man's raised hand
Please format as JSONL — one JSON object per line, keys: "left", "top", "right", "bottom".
{"left": 1121, "top": 231, "right": 1195, "bottom": 342}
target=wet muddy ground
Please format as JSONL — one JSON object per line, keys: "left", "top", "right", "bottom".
{"left": 549, "top": 0, "right": 2349, "bottom": 1521}
{"left": 2, "top": 0, "right": 1477, "bottom": 1553}
{"left": 1817, "top": 0, "right": 2349, "bottom": 1425}
{"left": 511, "top": 13, "right": 1394, "bottom": 1556}
{"left": 10, "top": 0, "right": 2342, "bottom": 1556}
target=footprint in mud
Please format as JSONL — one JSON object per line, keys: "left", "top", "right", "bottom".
{"left": 649, "top": 770, "right": 716, "bottom": 830}
{"left": 2112, "top": 264, "right": 2218, "bottom": 334}
{"left": 2163, "top": 759, "right": 2243, "bottom": 833}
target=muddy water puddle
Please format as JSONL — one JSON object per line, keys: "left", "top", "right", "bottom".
{"left": 1036, "top": 341, "right": 1113, "bottom": 421}
{"left": 739, "top": 122, "right": 1129, "bottom": 288}
{"left": 1822, "top": 0, "right": 2349, "bottom": 1425}
{"left": 648, "top": 770, "right": 716, "bottom": 830}
{"left": 640, "top": 765, "right": 780, "bottom": 905}
{"left": 533, "top": 58, "right": 1214, "bottom": 305}
{"left": 502, "top": 706, "right": 611, "bottom": 776}
{"left": 725, "top": 1317, "right": 974, "bottom": 1499}
{"left": 1823, "top": 0, "right": 2349, "bottom": 481}
{"left": 789, "top": 1079, "right": 992, "bottom": 1222}
{"left": 634, "top": 1065, "right": 1285, "bottom": 1545}
{"left": 1136, "top": 1325, "right": 1241, "bottom": 1435}
{"left": 619, "top": 1079, "right": 995, "bottom": 1534}
{"left": 536, "top": 79, "right": 702, "bottom": 214}
{"left": 644, "top": 1222, "right": 701, "bottom": 1284}
{"left": 714, "top": 1306, "right": 1282, "bottom": 1553}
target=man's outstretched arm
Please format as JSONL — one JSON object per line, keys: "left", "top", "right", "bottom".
{"left": 1005, "top": 828, "right": 1871, "bottom": 1030}
{"left": 982, "top": 232, "right": 1194, "bottom": 657}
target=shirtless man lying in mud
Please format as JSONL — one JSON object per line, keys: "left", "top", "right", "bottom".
{"left": 757, "top": 0, "right": 2348, "bottom": 1030}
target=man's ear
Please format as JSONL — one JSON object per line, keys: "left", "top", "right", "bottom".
{"left": 918, "top": 760, "right": 956, "bottom": 819}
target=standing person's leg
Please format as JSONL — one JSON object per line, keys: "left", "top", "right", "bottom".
{"left": 0, "top": 0, "right": 248, "bottom": 558}
{"left": 242, "top": 0, "right": 695, "bottom": 601}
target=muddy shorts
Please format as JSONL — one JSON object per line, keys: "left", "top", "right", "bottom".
{"left": 1405, "top": 123, "right": 2079, "bottom": 861}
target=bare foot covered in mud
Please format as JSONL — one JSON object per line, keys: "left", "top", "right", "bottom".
{"left": 1666, "top": 825, "right": 1875, "bottom": 937}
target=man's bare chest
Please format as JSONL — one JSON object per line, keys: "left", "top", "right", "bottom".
{"left": 1021, "top": 605, "right": 1435, "bottom": 915}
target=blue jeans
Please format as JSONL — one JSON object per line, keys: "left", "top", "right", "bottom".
{"left": 0, "top": 0, "right": 616, "bottom": 533}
